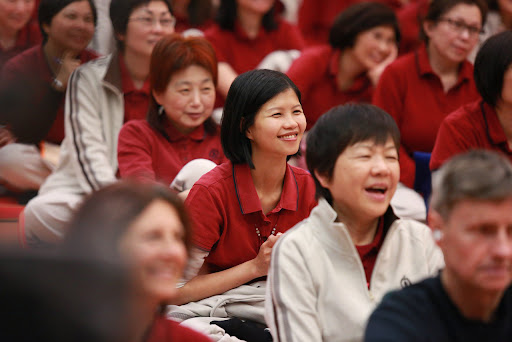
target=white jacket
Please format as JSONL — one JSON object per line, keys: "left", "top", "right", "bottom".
{"left": 39, "top": 53, "right": 124, "bottom": 195}
{"left": 266, "top": 198, "right": 444, "bottom": 342}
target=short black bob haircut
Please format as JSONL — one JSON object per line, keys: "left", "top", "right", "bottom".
{"left": 474, "top": 30, "right": 512, "bottom": 108}
{"left": 329, "top": 2, "right": 401, "bottom": 51}
{"left": 110, "top": 0, "right": 173, "bottom": 51}
{"left": 306, "top": 104, "right": 400, "bottom": 204}
{"left": 215, "top": 0, "right": 278, "bottom": 31}
{"left": 221, "top": 69, "right": 301, "bottom": 169}
{"left": 39, "top": 0, "right": 97, "bottom": 43}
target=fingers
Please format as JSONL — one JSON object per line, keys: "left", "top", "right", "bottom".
{"left": 264, "top": 232, "right": 283, "bottom": 247}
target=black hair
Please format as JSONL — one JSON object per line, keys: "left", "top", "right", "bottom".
{"left": 215, "top": 0, "right": 277, "bottom": 31}
{"left": 221, "top": 69, "right": 301, "bottom": 168}
{"left": 306, "top": 103, "right": 400, "bottom": 204}
{"left": 328, "top": 2, "right": 401, "bottom": 50}
{"left": 38, "top": 0, "right": 97, "bottom": 43}
{"left": 474, "top": 30, "right": 512, "bottom": 107}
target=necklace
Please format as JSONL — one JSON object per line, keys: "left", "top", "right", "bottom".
{"left": 254, "top": 213, "right": 280, "bottom": 242}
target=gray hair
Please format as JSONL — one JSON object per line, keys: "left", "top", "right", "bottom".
{"left": 430, "top": 150, "right": 512, "bottom": 218}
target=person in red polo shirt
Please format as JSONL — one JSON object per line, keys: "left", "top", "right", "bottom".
{"left": 373, "top": 0, "right": 486, "bottom": 189}
{"left": 0, "top": 0, "right": 41, "bottom": 70}
{"left": 0, "top": 0, "right": 97, "bottom": 193}
{"left": 169, "top": 70, "right": 317, "bottom": 339}
{"left": 21, "top": 0, "right": 175, "bottom": 247}
{"left": 288, "top": 2, "right": 401, "bottom": 130}
{"left": 204, "top": 0, "right": 304, "bottom": 101}
{"left": 118, "top": 34, "right": 225, "bottom": 187}
{"left": 431, "top": 31, "right": 512, "bottom": 171}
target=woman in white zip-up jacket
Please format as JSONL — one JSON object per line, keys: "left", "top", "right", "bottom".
{"left": 265, "top": 104, "right": 445, "bottom": 342}
{"left": 21, "top": 0, "right": 175, "bottom": 247}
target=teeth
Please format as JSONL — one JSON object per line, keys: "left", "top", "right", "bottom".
{"left": 280, "top": 134, "right": 296, "bottom": 139}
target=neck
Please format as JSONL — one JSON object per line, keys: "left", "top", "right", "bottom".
{"left": 43, "top": 41, "right": 66, "bottom": 75}
{"left": 335, "top": 206, "right": 379, "bottom": 245}
{"left": 250, "top": 151, "right": 287, "bottom": 214}
{"left": 123, "top": 50, "right": 150, "bottom": 90}
{"left": 441, "top": 270, "right": 504, "bottom": 322}
{"left": 495, "top": 101, "right": 512, "bottom": 148}
{"left": 173, "top": 0, "right": 189, "bottom": 18}
{"left": 0, "top": 25, "right": 19, "bottom": 50}
{"left": 128, "top": 295, "right": 160, "bottom": 342}
{"left": 426, "top": 42, "right": 460, "bottom": 91}
{"left": 500, "top": 11, "right": 512, "bottom": 29}
{"left": 336, "top": 50, "right": 366, "bottom": 91}
{"left": 237, "top": 8, "right": 263, "bottom": 39}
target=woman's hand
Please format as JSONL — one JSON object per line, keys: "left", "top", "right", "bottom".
{"left": 54, "top": 51, "right": 82, "bottom": 91}
{"left": 0, "top": 127, "right": 15, "bottom": 147}
{"left": 367, "top": 44, "right": 398, "bottom": 87}
{"left": 252, "top": 233, "right": 283, "bottom": 278}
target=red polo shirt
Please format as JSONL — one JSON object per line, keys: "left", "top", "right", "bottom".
{"left": 117, "top": 119, "right": 225, "bottom": 185}
{"left": 147, "top": 316, "right": 211, "bottom": 342}
{"left": 355, "top": 218, "right": 385, "bottom": 288}
{"left": 1, "top": 44, "right": 98, "bottom": 144}
{"left": 287, "top": 45, "right": 372, "bottom": 129}
{"left": 372, "top": 44, "right": 479, "bottom": 188}
{"left": 119, "top": 55, "right": 150, "bottom": 123}
{"left": 430, "top": 100, "right": 512, "bottom": 171}
{"left": 0, "top": 21, "right": 41, "bottom": 71}
{"left": 204, "top": 18, "right": 304, "bottom": 75}
{"left": 186, "top": 161, "right": 317, "bottom": 273}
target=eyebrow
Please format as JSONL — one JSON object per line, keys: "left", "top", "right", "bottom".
{"left": 265, "top": 104, "right": 302, "bottom": 112}
{"left": 140, "top": 8, "right": 171, "bottom": 15}
{"left": 174, "top": 78, "right": 213, "bottom": 86}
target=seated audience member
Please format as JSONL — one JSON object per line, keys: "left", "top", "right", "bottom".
{"left": 288, "top": 2, "right": 400, "bottom": 129}
{"left": 118, "top": 33, "right": 225, "bottom": 187}
{"left": 0, "top": 0, "right": 98, "bottom": 192}
{"left": 266, "top": 104, "right": 444, "bottom": 342}
{"left": 204, "top": 0, "right": 305, "bottom": 99}
{"left": 0, "top": 0, "right": 41, "bottom": 70}
{"left": 431, "top": 31, "right": 512, "bottom": 171}
{"left": 373, "top": 0, "right": 486, "bottom": 189}
{"left": 21, "top": 0, "right": 175, "bottom": 247}
{"left": 173, "top": 0, "right": 216, "bottom": 34}
{"left": 88, "top": 0, "right": 115, "bottom": 55}
{"left": 168, "top": 70, "right": 317, "bottom": 339}
{"left": 365, "top": 150, "right": 512, "bottom": 342}
{"left": 62, "top": 181, "right": 212, "bottom": 342}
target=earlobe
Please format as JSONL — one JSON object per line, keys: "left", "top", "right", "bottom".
{"left": 314, "top": 170, "right": 330, "bottom": 189}
{"left": 153, "top": 90, "right": 163, "bottom": 106}
{"left": 423, "top": 21, "right": 434, "bottom": 38}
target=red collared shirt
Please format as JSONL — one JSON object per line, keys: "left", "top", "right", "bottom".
{"left": 431, "top": 100, "right": 512, "bottom": 170}
{"left": 117, "top": 119, "right": 225, "bottom": 185}
{"left": 119, "top": 55, "right": 151, "bottom": 123}
{"left": 204, "top": 18, "right": 304, "bottom": 74}
{"left": 373, "top": 43, "right": 479, "bottom": 188}
{"left": 185, "top": 161, "right": 317, "bottom": 273}
{"left": 0, "top": 20, "right": 41, "bottom": 70}
{"left": 287, "top": 45, "right": 372, "bottom": 129}
{"left": 355, "top": 218, "right": 385, "bottom": 288}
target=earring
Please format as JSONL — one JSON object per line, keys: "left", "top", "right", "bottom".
{"left": 433, "top": 230, "right": 443, "bottom": 241}
{"left": 158, "top": 106, "right": 165, "bottom": 116}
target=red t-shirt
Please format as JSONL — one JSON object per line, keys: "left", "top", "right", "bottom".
{"left": 119, "top": 55, "right": 150, "bottom": 123}
{"left": 0, "top": 20, "right": 41, "bottom": 71}
{"left": 287, "top": 45, "right": 372, "bottom": 129}
{"left": 355, "top": 218, "right": 385, "bottom": 288}
{"left": 430, "top": 100, "right": 512, "bottom": 171}
{"left": 204, "top": 18, "right": 304, "bottom": 75}
{"left": 372, "top": 44, "right": 479, "bottom": 188}
{"left": 1, "top": 44, "right": 98, "bottom": 144}
{"left": 147, "top": 316, "right": 211, "bottom": 342}
{"left": 185, "top": 161, "right": 317, "bottom": 273}
{"left": 117, "top": 119, "right": 225, "bottom": 185}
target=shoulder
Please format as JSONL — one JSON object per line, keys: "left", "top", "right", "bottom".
{"left": 444, "top": 100, "right": 481, "bottom": 125}
{"left": 193, "top": 161, "right": 233, "bottom": 188}
{"left": 273, "top": 218, "right": 314, "bottom": 256}
{"left": 384, "top": 51, "right": 416, "bottom": 76}
{"left": 392, "top": 218, "right": 433, "bottom": 240}
{"left": 119, "top": 120, "right": 154, "bottom": 137}
{"left": 3, "top": 45, "right": 40, "bottom": 71}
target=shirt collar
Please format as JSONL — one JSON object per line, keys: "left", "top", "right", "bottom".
{"left": 163, "top": 118, "right": 206, "bottom": 142}
{"left": 233, "top": 163, "right": 300, "bottom": 214}
{"left": 416, "top": 43, "right": 472, "bottom": 85}
{"left": 233, "top": 20, "right": 266, "bottom": 41}
{"left": 482, "top": 101, "right": 509, "bottom": 146}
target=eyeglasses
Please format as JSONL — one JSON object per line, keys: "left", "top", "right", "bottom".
{"left": 129, "top": 15, "right": 176, "bottom": 28}
{"left": 438, "top": 18, "right": 483, "bottom": 37}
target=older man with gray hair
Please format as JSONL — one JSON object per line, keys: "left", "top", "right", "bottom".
{"left": 365, "top": 149, "right": 512, "bottom": 342}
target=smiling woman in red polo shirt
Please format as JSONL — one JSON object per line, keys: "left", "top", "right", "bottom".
{"left": 174, "top": 70, "right": 317, "bottom": 311}
{"left": 373, "top": 0, "right": 486, "bottom": 189}
{"left": 117, "top": 33, "right": 225, "bottom": 187}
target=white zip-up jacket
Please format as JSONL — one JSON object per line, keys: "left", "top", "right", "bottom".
{"left": 39, "top": 53, "right": 124, "bottom": 195}
{"left": 266, "top": 198, "right": 444, "bottom": 342}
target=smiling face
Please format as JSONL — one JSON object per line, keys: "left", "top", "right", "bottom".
{"left": 424, "top": 3, "right": 482, "bottom": 64}
{"left": 119, "top": 199, "right": 187, "bottom": 304}
{"left": 122, "top": 1, "right": 174, "bottom": 58}
{"left": 0, "top": 0, "right": 35, "bottom": 35}
{"left": 153, "top": 64, "right": 215, "bottom": 134}
{"left": 316, "top": 137, "right": 399, "bottom": 226}
{"left": 432, "top": 198, "right": 512, "bottom": 295}
{"left": 245, "top": 88, "right": 306, "bottom": 159}
{"left": 348, "top": 25, "right": 397, "bottom": 72}
{"left": 43, "top": 0, "right": 95, "bottom": 54}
